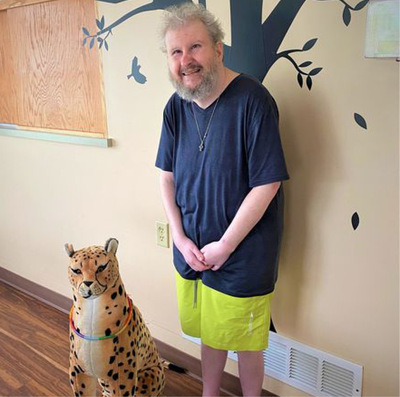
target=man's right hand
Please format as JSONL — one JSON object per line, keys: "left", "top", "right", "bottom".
{"left": 159, "top": 171, "right": 210, "bottom": 272}
{"left": 175, "top": 236, "right": 211, "bottom": 272}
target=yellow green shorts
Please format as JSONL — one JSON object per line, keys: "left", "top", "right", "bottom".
{"left": 175, "top": 272, "right": 273, "bottom": 351}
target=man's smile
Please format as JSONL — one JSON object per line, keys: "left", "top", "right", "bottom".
{"left": 181, "top": 66, "right": 202, "bottom": 77}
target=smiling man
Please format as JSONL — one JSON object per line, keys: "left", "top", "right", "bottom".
{"left": 155, "top": 3, "right": 289, "bottom": 396}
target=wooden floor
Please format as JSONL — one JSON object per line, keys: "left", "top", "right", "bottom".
{"left": 0, "top": 281, "right": 208, "bottom": 396}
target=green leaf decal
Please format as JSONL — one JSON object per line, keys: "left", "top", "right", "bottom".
{"left": 90, "top": 38, "right": 95, "bottom": 49}
{"left": 354, "top": 113, "right": 367, "bottom": 130}
{"left": 82, "top": 27, "right": 90, "bottom": 37}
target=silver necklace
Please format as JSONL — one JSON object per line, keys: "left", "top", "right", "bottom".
{"left": 191, "top": 97, "right": 220, "bottom": 152}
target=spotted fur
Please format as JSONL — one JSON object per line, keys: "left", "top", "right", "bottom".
{"left": 66, "top": 238, "right": 165, "bottom": 396}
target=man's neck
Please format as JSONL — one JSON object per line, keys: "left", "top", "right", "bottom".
{"left": 193, "top": 67, "right": 239, "bottom": 109}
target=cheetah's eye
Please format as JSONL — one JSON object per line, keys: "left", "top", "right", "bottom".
{"left": 96, "top": 263, "right": 109, "bottom": 273}
{"left": 71, "top": 268, "right": 82, "bottom": 275}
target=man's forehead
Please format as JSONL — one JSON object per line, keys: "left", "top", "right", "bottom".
{"left": 165, "top": 20, "right": 211, "bottom": 46}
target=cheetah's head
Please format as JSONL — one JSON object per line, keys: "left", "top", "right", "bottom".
{"left": 65, "top": 238, "right": 120, "bottom": 300}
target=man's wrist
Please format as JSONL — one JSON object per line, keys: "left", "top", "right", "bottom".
{"left": 220, "top": 237, "right": 237, "bottom": 254}
{"left": 172, "top": 232, "right": 187, "bottom": 248}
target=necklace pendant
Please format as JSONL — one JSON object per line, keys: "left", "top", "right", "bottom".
{"left": 192, "top": 96, "right": 220, "bottom": 153}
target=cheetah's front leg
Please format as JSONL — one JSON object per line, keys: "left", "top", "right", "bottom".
{"left": 70, "top": 367, "right": 97, "bottom": 397}
{"left": 135, "top": 365, "right": 165, "bottom": 396}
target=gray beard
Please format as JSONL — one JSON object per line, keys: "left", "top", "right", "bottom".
{"left": 169, "top": 62, "right": 219, "bottom": 102}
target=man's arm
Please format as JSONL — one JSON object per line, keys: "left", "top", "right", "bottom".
{"left": 160, "top": 170, "right": 211, "bottom": 272}
{"left": 201, "top": 181, "right": 281, "bottom": 270}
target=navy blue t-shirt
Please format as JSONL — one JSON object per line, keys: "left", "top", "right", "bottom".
{"left": 156, "top": 74, "right": 289, "bottom": 297}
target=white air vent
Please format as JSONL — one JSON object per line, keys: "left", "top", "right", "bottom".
{"left": 289, "top": 348, "right": 319, "bottom": 389}
{"left": 182, "top": 332, "right": 363, "bottom": 397}
{"left": 264, "top": 339, "right": 287, "bottom": 376}
{"left": 321, "top": 361, "right": 357, "bottom": 396}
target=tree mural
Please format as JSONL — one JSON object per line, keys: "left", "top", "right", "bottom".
{"left": 83, "top": 0, "right": 369, "bottom": 229}
{"left": 83, "top": 0, "right": 369, "bottom": 89}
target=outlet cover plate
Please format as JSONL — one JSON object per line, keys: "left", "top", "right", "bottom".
{"left": 156, "top": 221, "right": 169, "bottom": 248}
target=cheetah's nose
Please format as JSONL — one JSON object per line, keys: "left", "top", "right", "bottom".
{"left": 83, "top": 281, "right": 93, "bottom": 287}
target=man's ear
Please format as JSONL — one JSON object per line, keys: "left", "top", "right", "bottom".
{"left": 105, "top": 238, "right": 119, "bottom": 255}
{"left": 65, "top": 243, "right": 75, "bottom": 258}
{"left": 216, "top": 41, "right": 223, "bottom": 61}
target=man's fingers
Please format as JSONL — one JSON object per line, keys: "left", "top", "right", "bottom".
{"left": 194, "top": 249, "right": 205, "bottom": 262}
{"left": 190, "top": 263, "right": 209, "bottom": 272}
{"left": 183, "top": 243, "right": 210, "bottom": 271}
{"left": 185, "top": 252, "right": 203, "bottom": 268}
{"left": 189, "top": 255, "right": 211, "bottom": 272}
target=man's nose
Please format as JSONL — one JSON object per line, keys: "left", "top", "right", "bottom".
{"left": 181, "top": 50, "right": 193, "bottom": 67}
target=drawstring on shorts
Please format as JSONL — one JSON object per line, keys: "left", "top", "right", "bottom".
{"left": 193, "top": 278, "right": 199, "bottom": 308}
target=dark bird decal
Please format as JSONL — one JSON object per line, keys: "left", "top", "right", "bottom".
{"left": 127, "top": 56, "right": 147, "bottom": 84}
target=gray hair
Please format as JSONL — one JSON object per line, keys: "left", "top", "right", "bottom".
{"left": 159, "top": 2, "right": 225, "bottom": 53}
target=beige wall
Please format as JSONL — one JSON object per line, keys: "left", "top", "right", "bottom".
{"left": 0, "top": 1, "right": 398, "bottom": 396}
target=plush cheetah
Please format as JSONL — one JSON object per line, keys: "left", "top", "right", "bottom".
{"left": 66, "top": 238, "right": 165, "bottom": 396}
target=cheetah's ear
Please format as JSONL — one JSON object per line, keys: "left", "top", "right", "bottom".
{"left": 105, "top": 238, "right": 119, "bottom": 255}
{"left": 65, "top": 243, "right": 75, "bottom": 258}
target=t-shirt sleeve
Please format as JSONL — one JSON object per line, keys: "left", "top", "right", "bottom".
{"left": 246, "top": 94, "right": 289, "bottom": 187}
{"left": 155, "top": 105, "right": 174, "bottom": 172}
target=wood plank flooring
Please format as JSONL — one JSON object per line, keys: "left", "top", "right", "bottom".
{"left": 0, "top": 281, "right": 207, "bottom": 396}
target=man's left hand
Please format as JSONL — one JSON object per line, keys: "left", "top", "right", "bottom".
{"left": 200, "top": 240, "right": 235, "bottom": 271}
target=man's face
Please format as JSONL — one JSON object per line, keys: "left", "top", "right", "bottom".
{"left": 165, "top": 20, "right": 223, "bottom": 102}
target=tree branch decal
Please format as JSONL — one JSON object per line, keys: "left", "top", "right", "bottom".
{"left": 83, "top": 16, "right": 112, "bottom": 50}
{"left": 276, "top": 38, "right": 323, "bottom": 90}
{"left": 82, "top": 0, "right": 368, "bottom": 87}
{"left": 315, "top": 0, "right": 369, "bottom": 26}
{"left": 83, "top": 0, "right": 190, "bottom": 51}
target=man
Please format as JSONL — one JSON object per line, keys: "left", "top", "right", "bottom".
{"left": 155, "top": 3, "right": 289, "bottom": 396}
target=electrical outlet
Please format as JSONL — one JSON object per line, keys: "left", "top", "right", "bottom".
{"left": 156, "top": 221, "right": 169, "bottom": 248}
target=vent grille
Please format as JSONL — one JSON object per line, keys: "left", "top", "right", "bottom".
{"left": 289, "top": 348, "right": 319, "bottom": 389}
{"left": 264, "top": 339, "right": 287, "bottom": 376}
{"left": 321, "top": 361, "right": 356, "bottom": 396}
{"left": 263, "top": 333, "right": 362, "bottom": 397}
{"left": 182, "top": 332, "right": 363, "bottom": 397}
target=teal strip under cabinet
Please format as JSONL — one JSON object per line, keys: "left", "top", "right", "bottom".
{"left": 0, "top": 126, "right": 112, "bottom": 148}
